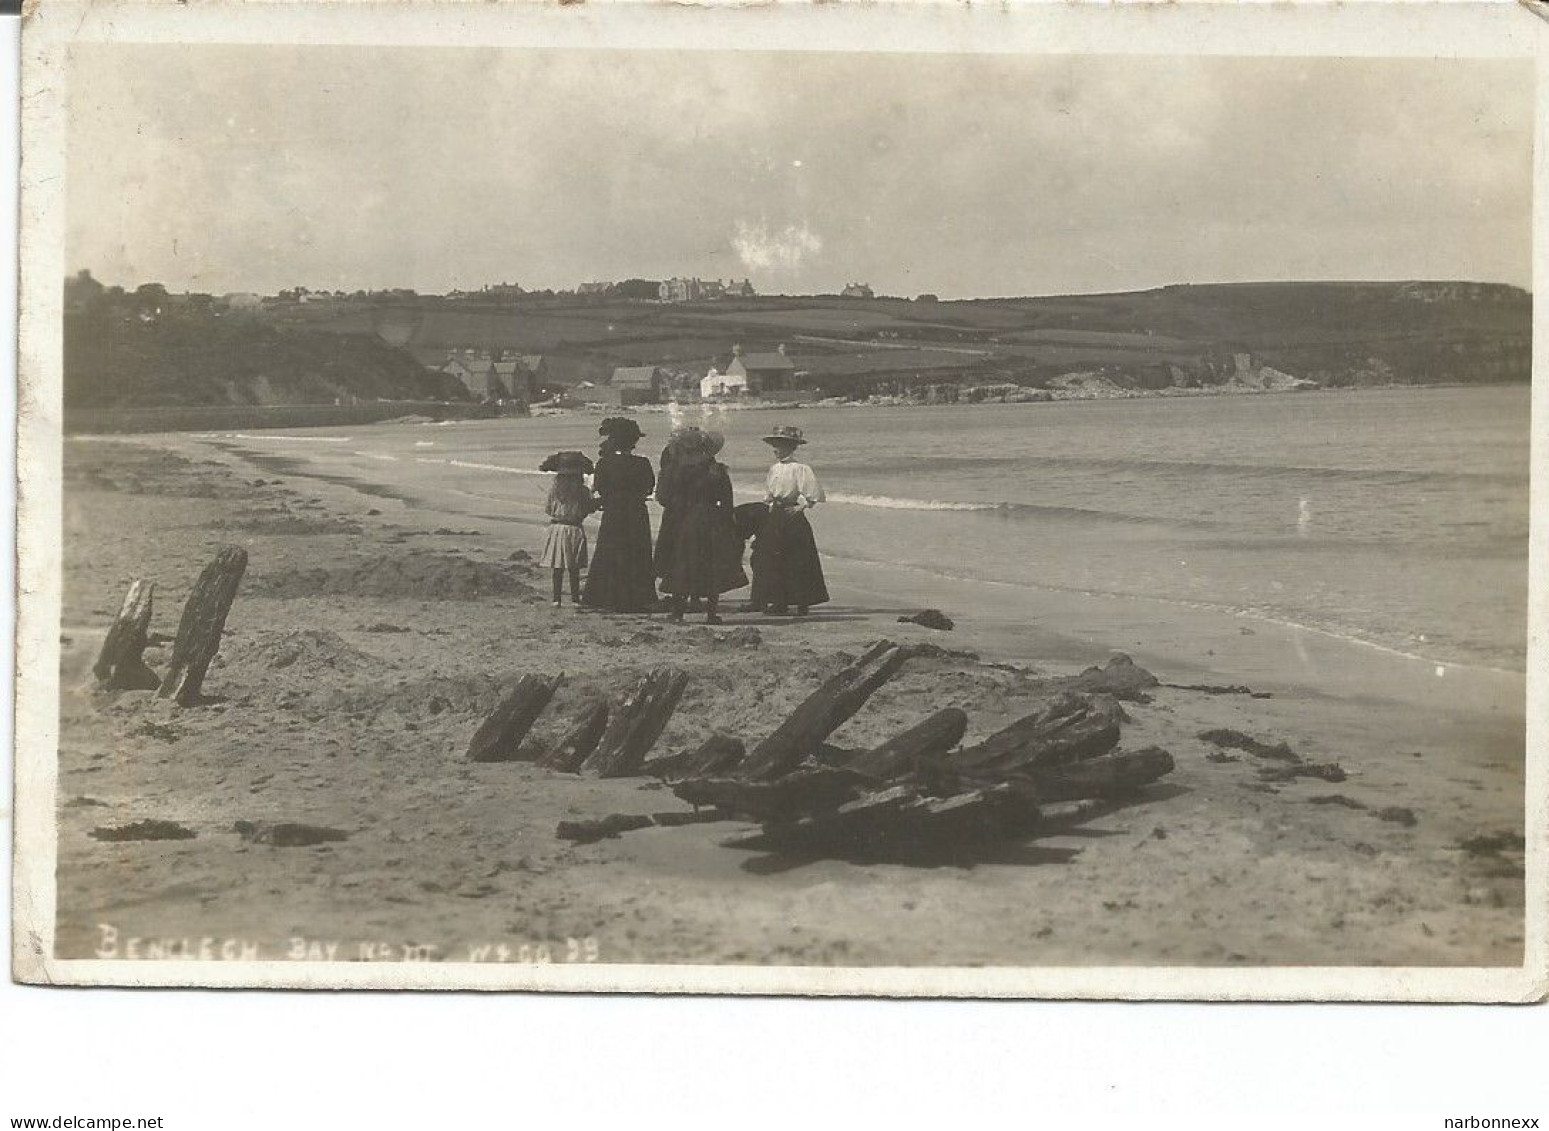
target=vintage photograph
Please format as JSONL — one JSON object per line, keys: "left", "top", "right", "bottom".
{"left": 14, "top": 5, "right": 1543, "bottom": 996}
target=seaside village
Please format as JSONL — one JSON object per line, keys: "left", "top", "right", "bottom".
{"left": 426, "top": 341, "right": 814, "bottom": 410}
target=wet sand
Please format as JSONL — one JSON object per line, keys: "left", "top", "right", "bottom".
{"left": 51, "top": 434, "right": 1527, "bottom": 967}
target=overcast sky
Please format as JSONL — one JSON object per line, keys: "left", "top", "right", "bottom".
{"left": 66, "top": 46, "right": 1532, "bottom": 298}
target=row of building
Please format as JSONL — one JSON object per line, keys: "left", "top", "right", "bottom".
{"left": 658, "top": 277, "right": 758, "bottom": 303}
{"left": 568, "top": 344, "right": 802, "bottom": 407}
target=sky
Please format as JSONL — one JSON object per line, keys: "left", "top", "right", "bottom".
{"left": 66, "top": 46, "right": 1533, "bottom": 299}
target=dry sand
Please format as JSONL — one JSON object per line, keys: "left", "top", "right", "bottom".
{"left": 51, "top": 437, "right": 1527, "bottom": 967}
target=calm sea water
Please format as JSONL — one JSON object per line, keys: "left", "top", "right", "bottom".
{"left": 260, "top": 387, "right": 1532, "bottom": 671}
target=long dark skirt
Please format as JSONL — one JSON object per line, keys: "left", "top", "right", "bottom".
{"left": 660, "top": 504, "right": 747, "bottom": 598}
{"left": 582, "top": 500, "right": 657, "bottom": 612}
{"left": 750, "top": 506, "right": 829, "bottom": 610}
{"left": 653, "top": 504, "right": 682, "bottom": 582}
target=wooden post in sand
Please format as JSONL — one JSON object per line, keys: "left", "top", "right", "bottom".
{"left": 93, "top": 579, "right": 161, "bottom": 690}
{"left": 536, "top": 698, "right": 610, "bottom": 772}
{"left": 158, "top": 547, "right": 248, "bottom": 706}
{"left": 579, "top": 667, "right": 690, "bottom": 778}
{"left": 737, "top": 641, "right": 910, "bottom": 782}
{"left": 467, "top": 674, "right": 563, "bottom": 763}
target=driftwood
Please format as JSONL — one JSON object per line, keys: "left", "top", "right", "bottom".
{"left": 644, "top": 732, "right": 746, "bottom": 781}
{"left": 738, "top": 641, "right": 910, "bottom": 781}
{"left": 1024, "top": 746, "right": 1175, "bottom": 801}
{"left": 951, "top": 692, "right": 1122, "bottom": 775}
{"left": 158, "top": 547, "right": 248, "bottom": 706}
{"left": 93, "top": 579, "right": 160, "bottom": 690}
{"left": 580, "top": 667, "right": 690, "bottom": 778}
{"left": 843, "top": 707, "right": 967, "bottom": 780}
{"left": 549, "top": 640, "right": 1177, "bottom": 863}
{"left": 467, "top": 674, "right": 563, "bottom": 763}
{"left": 536, "top": 699, "right": 609, "bottom": 772}
{"left": 673, "top": 765, "right": 874, "bottom": 823}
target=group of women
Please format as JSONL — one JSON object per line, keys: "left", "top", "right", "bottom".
{"left": 537, "top": 416, "right": 829, "bottom": 625}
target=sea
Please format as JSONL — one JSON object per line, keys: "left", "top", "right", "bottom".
{"left": 204, "top": 386, "right": 1532, "bottom": 673}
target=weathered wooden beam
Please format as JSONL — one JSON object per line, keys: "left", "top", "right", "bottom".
{"left": 738, "top": 641, "right": 910, "bottom": 781}
{"left": 843, "top": 707, "right": 968, "bottom": 780}
{"left": 536, "top": 698, "right": 609, "bottom": 772}
{"left": 93, "top": 579, "right": 160, "bottom": 691}
{"left": 467, "top": 674, "right": 563, "bottom": 763}
{"left": 580, "top": 667, "right": 690, "bottom": 778}
{"left": 644, "top": 732, "right": 746, "bottom": 781}
{"left": 950, "top": 691, "right": 1122, "bottom": 775}
{"left": 672, "top": 765, "right": 872, "bottom": 822}
{"left": 158, "top": 547, "right": 248, "bottom": 706}
{"left": 1024, "top": 746, "right": 1175, "bottom": 801}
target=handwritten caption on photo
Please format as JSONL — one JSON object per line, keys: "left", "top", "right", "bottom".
{"left": 94, "top": 925, "right": 601, "bottom": 964}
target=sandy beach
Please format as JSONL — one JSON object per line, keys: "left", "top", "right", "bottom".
{"left": 52, "top": 433, "right": 1526, "bottom": 967}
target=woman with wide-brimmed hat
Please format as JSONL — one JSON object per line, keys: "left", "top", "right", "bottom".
{"left": 581, "top": 416, "right": 658, "bottom": 613}
{"left": 750, "top": 424, "right": 829, "bottom": 616}
{"left": 655, "top": 426, "right": 746, "bottom": 624}
{"left": 537, "top": 450, "right": 597, "bottom": 608}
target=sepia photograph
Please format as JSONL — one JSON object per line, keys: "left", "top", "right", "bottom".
{"left": 12, "top": 1, "right": 1545, "bottom": 999}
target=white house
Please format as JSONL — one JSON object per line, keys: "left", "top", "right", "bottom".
{"left": 700, "top": 366, "right": 748, "bottom": 399}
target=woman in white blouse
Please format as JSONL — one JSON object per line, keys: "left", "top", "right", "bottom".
{"left": 750, "top": 424, "right": 830, "bottom": 616}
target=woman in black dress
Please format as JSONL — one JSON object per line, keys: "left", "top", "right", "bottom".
{"left": 581, "top": 417, "right": 658, "bottom": 613}
{"left": 656, "top": 428, "right": 746, "bottom": 624}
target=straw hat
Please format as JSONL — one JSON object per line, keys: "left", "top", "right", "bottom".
{"left": 761, "top": 424, "right": 807, "bottom": 447}
{"left": 539, "top": 450, "right": 595, "bottom": 475}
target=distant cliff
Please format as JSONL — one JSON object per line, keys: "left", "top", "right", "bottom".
{"left": 63, "top": 307, "right": 468, "bottom": 409}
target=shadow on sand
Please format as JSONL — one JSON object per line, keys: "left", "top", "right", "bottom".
{"left": 725, "top": 783, "right": 1187, "bottom": 876}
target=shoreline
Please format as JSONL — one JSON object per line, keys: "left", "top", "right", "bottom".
{"left": 170, "top": 419, "right": 1527, "bottom": 682}
{"left": 61, "top": 379, "right": 1529, "bottom": 436}
{"left": 50, "top": 435, "right": 1527, "bottom": 967}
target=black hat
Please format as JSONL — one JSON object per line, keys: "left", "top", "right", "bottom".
{"left": 540, "top": 450, "right": 595, "bottom": 475}
{"left": 599, "top": 416, "right": 645, "bottom": 443}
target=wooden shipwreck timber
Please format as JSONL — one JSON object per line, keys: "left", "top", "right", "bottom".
{"left": 465, "top": 640, "right": 1178, "bottom": 863}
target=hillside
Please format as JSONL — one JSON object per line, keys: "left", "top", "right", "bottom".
{"left": 63, "top": 308, "right": 469, "bottom": 409}
{"left": 266, "top": 280, "right": 1531, "bottom": 397}
{"left": 63, "top": 280, "right": 1531, "bottom": 411}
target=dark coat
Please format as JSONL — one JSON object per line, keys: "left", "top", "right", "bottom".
{"left": 653, "top": 444, "right": 681, "bottom": 582}
{"left": 581, "top": 452, "right": 657, "bottom": 612}
{"left": 656, "top": 459, "right": 747, "bottom": 598}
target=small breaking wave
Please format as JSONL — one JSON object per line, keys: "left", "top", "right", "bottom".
{"left": 193, "top": 432, "right": 354, "bottom": 443}
{"left": 826, "top": 491, "right": 1210, "bottom": 527}
{"left": 828, "top": 492, "right": 1005, "bottom": 512}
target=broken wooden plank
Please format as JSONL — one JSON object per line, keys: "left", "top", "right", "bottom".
{"left": 1024, "top": 745, "right": 1175, "bottom": 801}
{"left": 93, "top": 579, "right": 160, "bottom": 690}
{"left": 951, "top": 691, "right": 1123, "bottom": 775}
{"left": 644, "top": 732, "right": 746, "bottom": 781}
{"left": 579, "top": 667, "right": 690, "bottom": 778}
{"left": 467, "top": 674, "right": 563, "bottom": 763}
{"left": 672, "top": 765, "right": 872, "bottom": 822}
{"left": 738, "top": 641, "right": 910, "bottom": 781}
{"left": 536, "top": 698, "right": 609, "bottom": 772}
{"left": 843, "top": 707, "right": 968, "bottom": 780}
{"left": 158, "top": 547, "right": 248, "bottom": 706}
